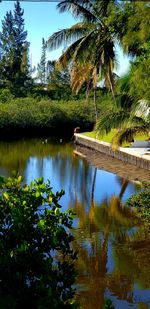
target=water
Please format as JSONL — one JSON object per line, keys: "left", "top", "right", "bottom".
{"left": 0, "top": 138, "right": 150, "bottom": 309}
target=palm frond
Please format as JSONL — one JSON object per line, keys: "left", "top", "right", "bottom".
{"left": 47, "top": 23, "right": 88, "bottom": 51}
{"left": 95, "top": 34, "right": 117, "bottom": 95}
{"left": 117, "top": 73, "right": 131, "bottom": 94}
{"left": 56, "top": 37, "right": 84, "bottom": 69}
{"left": 96, "top": 109, "right": 130, "bottom": 135}
{"left": 73, "top": 30, "right": 97, "bottom": 63}
{"left": 130, "top": 115, "right": 149, "bottom": 126}
{"left": 96, "top": 0, "right": 115, "bottom": 17}
{"left": 57, "top": 0, "right": 100, "bottom": 23}
{"left": 133, "top": 100, "right": 150, "bottom": 118}
{"left": 112, "top": 125, "right": 150, "bottom": 149}
{"left": 71, "top": 62, "right": 93, "bottom": 93}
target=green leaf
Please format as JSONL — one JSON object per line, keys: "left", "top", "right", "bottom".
{"left": 3, "top": 192, "right": 9, "bottom": 200}
{"left": 35, "top": 191, "right": 41, "bottom": 198}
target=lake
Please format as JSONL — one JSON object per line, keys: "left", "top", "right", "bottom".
{"left": 0, "top": 137, "right": 150, "bottom": 309}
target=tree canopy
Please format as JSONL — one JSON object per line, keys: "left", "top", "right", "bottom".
{"left": 0, "top": 1, "right": 32, "bottom": 97}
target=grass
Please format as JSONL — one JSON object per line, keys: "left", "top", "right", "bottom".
{"left": 82, "top": 130, "right": 148, "bottom": 146}
{"left": 82, "top": 130, "right": 115, "bottom": 142}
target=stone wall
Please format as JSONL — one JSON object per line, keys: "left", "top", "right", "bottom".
{"left": 74, "top": 134, "right": 150, "bottom": 171}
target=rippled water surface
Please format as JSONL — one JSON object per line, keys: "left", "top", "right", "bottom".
{"left": 0, "top": 138, "right": 150, "bottom": 309}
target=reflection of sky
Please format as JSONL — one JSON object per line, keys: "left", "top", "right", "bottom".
{"left": 107, "top": 242, "right": 115, "bottom": 273}
{"left": 23, "top": 155, "right": 137, "bottom": 214}
{"left": 91, "top": 169, "right": 136, "bottom": 203}
{"left": 0, "top": 140, "right": 137, "bottom": 210}
{"left": 24, "top": 156, "right": 92, "bottom": 212}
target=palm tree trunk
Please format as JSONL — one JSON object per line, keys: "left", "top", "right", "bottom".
{"left": 86, "top": 80, "right": 90, "bottom": 101}
{"left": 94, "top": 87, "right": 98, "bottom": 121}
{"left": 107, "top": 63, "right": 115, "bottom": 100}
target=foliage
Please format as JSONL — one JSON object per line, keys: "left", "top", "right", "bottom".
{"left": 46, "top": 0, "right": 150, "bottom": 127}
{"left": 117, "top": 2, "right": 150, "bottom": 57}
{"left": 126, "top": 184, "right": 150, "bottom": 222}
{"left": 0, "top": 1, "right": 32, "bottom": 97}
{"left": 36, "top": 38, "right": 47, "bottom": 85}
{"left": 0, "top": 88, "right": 14, "bottom": 103}
{"left": 0, "top": 173, "right": 78, "bottom": 308}
{"left": 95, "top": 72, "right": 150, "bottom": 148}
{"left": 47, "top": 1, "right": 149, "bottom": 96}
{"left": 31, "top": 85, "right": 73, "bottom": 101}
{"left": 47, "top": 0, "right": 117, "bottom": 98}
{"left": 47, "top": 60, "right": 72, "bottom": 96}
{"left": 0, "top": 98, "right": 95, "bottom": 135}
{"left": 129, "top": 44, "right": 150, "bottom": 102}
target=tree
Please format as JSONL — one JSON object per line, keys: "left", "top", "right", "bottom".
{"left": 0, "top": 174, "right": 77, "bottom": 308}
{"left": 129, "top": 43, "right": 150, "bottom": 103}
{"left": 0, "top": 1, "right": 32, "bottom": 96}
{"left": 96, "top": 72, "right": 150, "bottom": 148}
{"left": 47, "top": 1, "right": 150, "bottom": 114}
{"left": 0, "top": 10, "right": 15, "bottom": 86}
{"left": 46, "top": 60, "right": 73, "bottom": 99}
{"left": 116, "top": 1, "right": 150, "bottom": 57}
{"left": 37, "top": 38, "right": 47, "bottom": 85}
{"left": 94, "top": 0, "right": 150, "bottom": 147}
{"left": 47, "top": 0, "right": 118, "bottom": 103}
{"left": 47, "top": 60, "right": 71, "bottom": 90}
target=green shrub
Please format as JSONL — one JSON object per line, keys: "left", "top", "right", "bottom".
{"left": 0, "top": 174, "right": 78, "bottom": 308}
{"left": 126, "top": 185, "right": 150, "bottom": 222}
{"left": 0, "top": 98, "right": 95, "bottom": 133}
{"left": 0, "top": 88, "right": 14, "bottom": 103}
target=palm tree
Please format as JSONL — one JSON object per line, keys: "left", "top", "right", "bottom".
{"left": 96, "top": 73, "right": 150, "bottom": 149}
{"left": 47, "top": 0, "right": 118, "bottom": 118}
{"left": 70, "top": 62, "right": 99, "bottom": 119}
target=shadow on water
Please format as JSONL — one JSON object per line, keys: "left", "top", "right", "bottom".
{"left": 0, "top": 138, "right": 150, "bottom": 308}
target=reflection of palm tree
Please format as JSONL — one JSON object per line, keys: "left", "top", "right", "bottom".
{"left": 117, "top": 178, "right": 129, "bottom": 199}
{"left": 91, "top": 167, "right": 97, "bottom": 202}
{"left": 112, "top": 229, "right": 150, "bottom": 293}
{"left": 68, "top": 169, "right": 150, "bottom": 309}
{"left": 72, "top": 180, "right": 140, "bottom": 308}
{"left": 89, "top": 167, "right": 97, "bottom": 229}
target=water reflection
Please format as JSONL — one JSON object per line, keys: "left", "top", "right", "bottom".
{"left": 0, "top": 138, "right": 150, "bottom": 308}
{"left": 72, "top": 182, "right": 150, "bottom": 309}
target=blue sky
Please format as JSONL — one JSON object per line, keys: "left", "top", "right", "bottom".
{"left": 0, "top": 1, "right": 130, "bottom": 76}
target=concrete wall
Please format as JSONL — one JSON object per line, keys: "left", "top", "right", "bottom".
{"left": 74, "top": 134, "right": 150, "bottom": 171}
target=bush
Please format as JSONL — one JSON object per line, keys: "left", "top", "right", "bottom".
{"left": 0, "top": 98, "right": 95, "bottom": 135}
{"left": 126, "top": 184, "right": 150, "bottom": 222}
{"left": 0, "top": 88, "right": 14, "bottom": 103}
{"left": 0, "top": 174, "right": 77, "bottom": 308}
